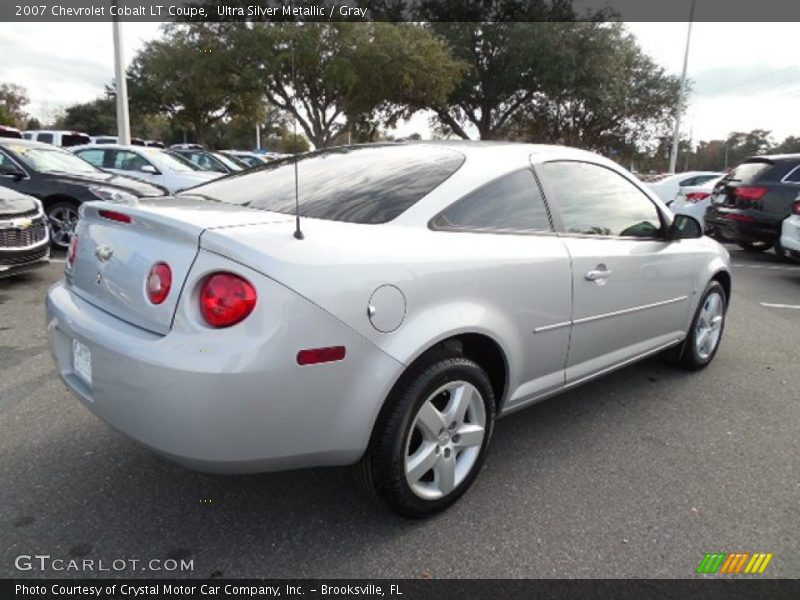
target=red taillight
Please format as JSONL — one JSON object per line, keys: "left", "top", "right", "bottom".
{"left": 685, "top": 192, "right": 710, "bottom": 204}
{"left": 98, "top": 209, "right": 132, "bottom": 223}
{"left": 199, "top": 272, "right": 257, "bottom": 328}
{"left": 793, "top": 201, "right": 800, "bottom": 216}
{"left": 66, "top": 235, "right": 78, "bottom": 268}
{"left": 146, "top": 262, "right": 172, "bottom": 305}
{"left": 297, "top": 346, "right": 346, "bottom": 366}
{"left": 733, "top": 186, "right": 767, "bottom": 201}
{"left": 725, "top": 213, "right": 755, "bottom": 222}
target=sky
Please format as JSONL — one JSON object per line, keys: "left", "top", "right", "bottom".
{"left": 0, "top": 22, "right": 798, "bottom": 145}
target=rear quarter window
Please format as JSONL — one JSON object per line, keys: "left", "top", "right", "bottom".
{"left": 723, "top": 161, "right": 773, "bottom": 184}
{"left": 184, "top": 145, "right": 465, "bottom": 224}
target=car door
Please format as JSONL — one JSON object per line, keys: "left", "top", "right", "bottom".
{"left": 109, "top": 149, "right": 163, "bottom": 186}
{"left": 431, "top": 168, "right": 572, "bottom": 406}
{"left": 535, "top": 159, "right": 695, "bottom": 385}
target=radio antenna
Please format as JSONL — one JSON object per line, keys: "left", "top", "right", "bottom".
{"left": 291, "top": 33, "right": 304, "bottom": 241}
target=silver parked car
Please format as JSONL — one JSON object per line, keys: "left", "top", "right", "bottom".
{"left": 45, "top": 143, "right": 731, "bottom": 516}
{"left": 0, "top": 186, "right": 49, "bottom": 277}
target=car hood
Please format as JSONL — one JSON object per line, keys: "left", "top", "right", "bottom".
{"left": 45, "top": 170, "right": 167, "bottom": 196}
{"left": 0, "top": 186, "right": 38, "bottom": 215}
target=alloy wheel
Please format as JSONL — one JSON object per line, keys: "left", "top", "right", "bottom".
{"left": 404, "top": 380, "right": 486, "bottom": 500}
{"left": 695, "top": 292, "right": 724, "bottom": 360}
{"left": 48, "top": 205, "right": 79, "bottom": 249}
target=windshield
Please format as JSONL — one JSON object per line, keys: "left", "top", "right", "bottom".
{"left": 722, "top": 160, "right": 773, "bottom": 183}
{"left": 182, "top": 145, "right": 465, "bottom": 224}
{"left": 212, "top": 152, "right": 243, "bottom": 171}
{"left": 10, "top": 144, "right": 100, "bottom": 174}
{"left": 150, "top": 149, "right": 201, "bottom": 172}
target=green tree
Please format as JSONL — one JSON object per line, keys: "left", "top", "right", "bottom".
{"left": 61, "top": 97, "right": 117, "bottom": 135}
{"left": 512, "top": 23, "right": 680, "bottom": 155}
{"left": 772, "top": 135, "right": 800, "bottom": 154}
{"left": 0, "top": 83, "right": 29, "bottom": 127}
{"left": 230, "top": 22, "right": 463, "bottom": 148}
{"left": 128, "top": 24, "right": 263, "bottom": 145}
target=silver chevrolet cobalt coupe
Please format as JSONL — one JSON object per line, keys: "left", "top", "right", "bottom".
{"left": 46, "top": 143, "right": 731, "bottom": 516}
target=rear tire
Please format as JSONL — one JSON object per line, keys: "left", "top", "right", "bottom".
{"left": 736, "top": 240, "right": 772, "bottom": 252}
{"left": 357, "top": 353, "right": 495, "bottom": 518}
{"left": 680, "top": 281, "right": 727, "bottom": 370}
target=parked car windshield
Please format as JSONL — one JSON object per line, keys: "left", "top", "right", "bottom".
{"left": 184, "top": 145, "right": 466, "bottom": 224}
{"left": 152, "top": 149, "right": 201, "bottom": 172}
{"left": 10, "top": 145, "right": 99, "bottom": 174}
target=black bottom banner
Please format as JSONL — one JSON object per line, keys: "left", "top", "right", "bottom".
{"left": 3, "top": 579, "right": 800, "bottom": 600}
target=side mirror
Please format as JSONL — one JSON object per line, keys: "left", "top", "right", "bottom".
{"left": 0, "top": 163, "right": 25, "bottom": 180}
{"left": 140, "top": 164, "right": 159, "bottom": 175}
{"left": 669, "top": 214, "right": 703, "bottom": 240}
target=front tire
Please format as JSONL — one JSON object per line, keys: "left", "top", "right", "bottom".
{"left": 46, "top": 200, "right": 80, "bottom": 250}
{"left": 680, "top": 281, "right": 727, "bottom": 370}
{"left": 358, "top": 354, "right": 496, "bottom": 517}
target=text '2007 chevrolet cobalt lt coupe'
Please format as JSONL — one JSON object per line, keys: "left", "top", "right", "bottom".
{"left": 46, "top": 143, "right": 731, "bottom": 516}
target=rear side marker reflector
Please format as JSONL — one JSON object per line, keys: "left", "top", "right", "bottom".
{"left": 98, "top": 210, "right": 132, "bottom": 223}
{"left": 297, "top": 346, "right": 346, "bottom": 366}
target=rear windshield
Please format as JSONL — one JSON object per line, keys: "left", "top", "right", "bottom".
{"left": 722, "top": 160, "right": 773, "bottom": 184}
{"left": 183, "top": 145, "right": 465, "bottom": 224}
{"left": 62, "top": 134, "right": 91, "bottom": 147}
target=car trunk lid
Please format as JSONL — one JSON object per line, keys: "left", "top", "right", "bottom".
{"left": 67, "top": 197, "right": 292, "bottom": 335}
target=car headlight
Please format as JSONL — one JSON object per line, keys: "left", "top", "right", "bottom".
{"left": 88, "top": 186, "right": 137, "bottom": 203}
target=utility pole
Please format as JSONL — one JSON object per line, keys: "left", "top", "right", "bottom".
{"left": 255, "top": 125, "right": 261, "bottom": 150}
{"left": 669, "top": 0, "right": 696, "bottom": 173}
{"left": 112, "top": 11, "right": 131, "bottom": 145}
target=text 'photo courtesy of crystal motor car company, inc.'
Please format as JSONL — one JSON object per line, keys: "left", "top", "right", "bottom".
{"left": 45, "top": 142, "right": 731, "bottom": 517}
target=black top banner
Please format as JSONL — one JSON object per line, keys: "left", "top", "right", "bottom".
{"left": 2, "top": 0, "right": 800, "bottom": 22}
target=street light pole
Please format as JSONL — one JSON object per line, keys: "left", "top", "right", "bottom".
{"left": 669, "top": 0, "right": 696, "bottom": 174}
{"left": 112, "top": 12, "right": 131, "bottom": 146}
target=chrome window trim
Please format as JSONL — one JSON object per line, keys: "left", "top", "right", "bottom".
{"left": 780, "top": 164, "right": 800, "bottom": 184}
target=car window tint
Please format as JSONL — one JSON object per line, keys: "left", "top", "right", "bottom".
{"left": 77, "top": 149, "right": 106, "bottom": 168}
{"left": 0, "top": 150, "right": 17, "bottom": 169}
{"left": 434, "top": 169, "right": 551, "bottom": 232}
{"left": 724, "top": 161, "right": 772, "bottom": 183}
{"left": 114, "top": 150, "right": 149, "bottom": 171}
{"left": 783, "top": 165, "right": 800, "bottom": 183}
{"left": 62, "top": 134, "right": 90, "bottom": 147}
{"left": 183, "top": 145, "right": 465, "bottom": 224}
{"left": 541, "top": 161, "right": 662, "bottom": 238}
{"left": 36, "top": 133, "right": 53, "bottom": 144}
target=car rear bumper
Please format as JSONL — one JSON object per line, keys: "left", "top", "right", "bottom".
{"left": 45, "top": 278, "right": 404, "bottom": 474}
{"left": 705, "top": 207, "right": 780, "bottom": 243}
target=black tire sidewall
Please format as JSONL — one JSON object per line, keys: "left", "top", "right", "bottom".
{"left": 371, "top": 356, "right": 495, "bottom": 517}
{"left": 46, "top": 200, "right": 80, "bottom": 249}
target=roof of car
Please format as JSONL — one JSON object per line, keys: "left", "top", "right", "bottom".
{"left": 744, "top": 153, "right": 800, "bottom": 163}
{"left": 0, "top": 137, "right": 62, "bottom": 149}
{"left": 71, "top": 143, "right": 162, "bottom": 152}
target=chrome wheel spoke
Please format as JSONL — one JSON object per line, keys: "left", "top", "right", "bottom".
{"left": 415, "top": 401, "right": 446, "bottom": 440}
{"left": 454, "top": 423, "right": 484, "bottom": 449}
{"left": 434, "top": 456, "right": 457, "bottom": 494}
{"left": 446, "top": 383, "right": 471, "bottom": 426}
{"left": 406, "top": 443, "right": 438, "bottom": 484}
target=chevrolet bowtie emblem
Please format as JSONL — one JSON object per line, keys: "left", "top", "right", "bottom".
{"left": 95, "top": 244, "right": 113, "bottom": 262}
{"left": 11, "top": 218, "right": 32, "bottom": 230}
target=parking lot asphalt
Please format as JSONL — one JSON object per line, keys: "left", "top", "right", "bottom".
{"left": 1, "top": 246, "right": 798, "bottom": 579}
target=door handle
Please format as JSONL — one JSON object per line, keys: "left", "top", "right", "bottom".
{"left": 585, "top": 267, "right": 612, "bottom": 282}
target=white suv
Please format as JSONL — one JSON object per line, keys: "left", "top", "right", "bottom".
{"left": 23, "top": 130, "right": 91, "bottom": 147}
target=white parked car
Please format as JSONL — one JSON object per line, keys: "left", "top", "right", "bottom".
{"left": 646, "top": 171, "right": 723, "bottom": 204}
{"left": 45, "top": 143, "right": 731, "bottom": 516}
{"left": 779, "top": 201, "right": 800, "bottom": 261}
{"left": 668, "top": 176, "right": 723, "bottom": 229}
{"left": 71, "top": 144, "right": 220, "bottom": 193}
